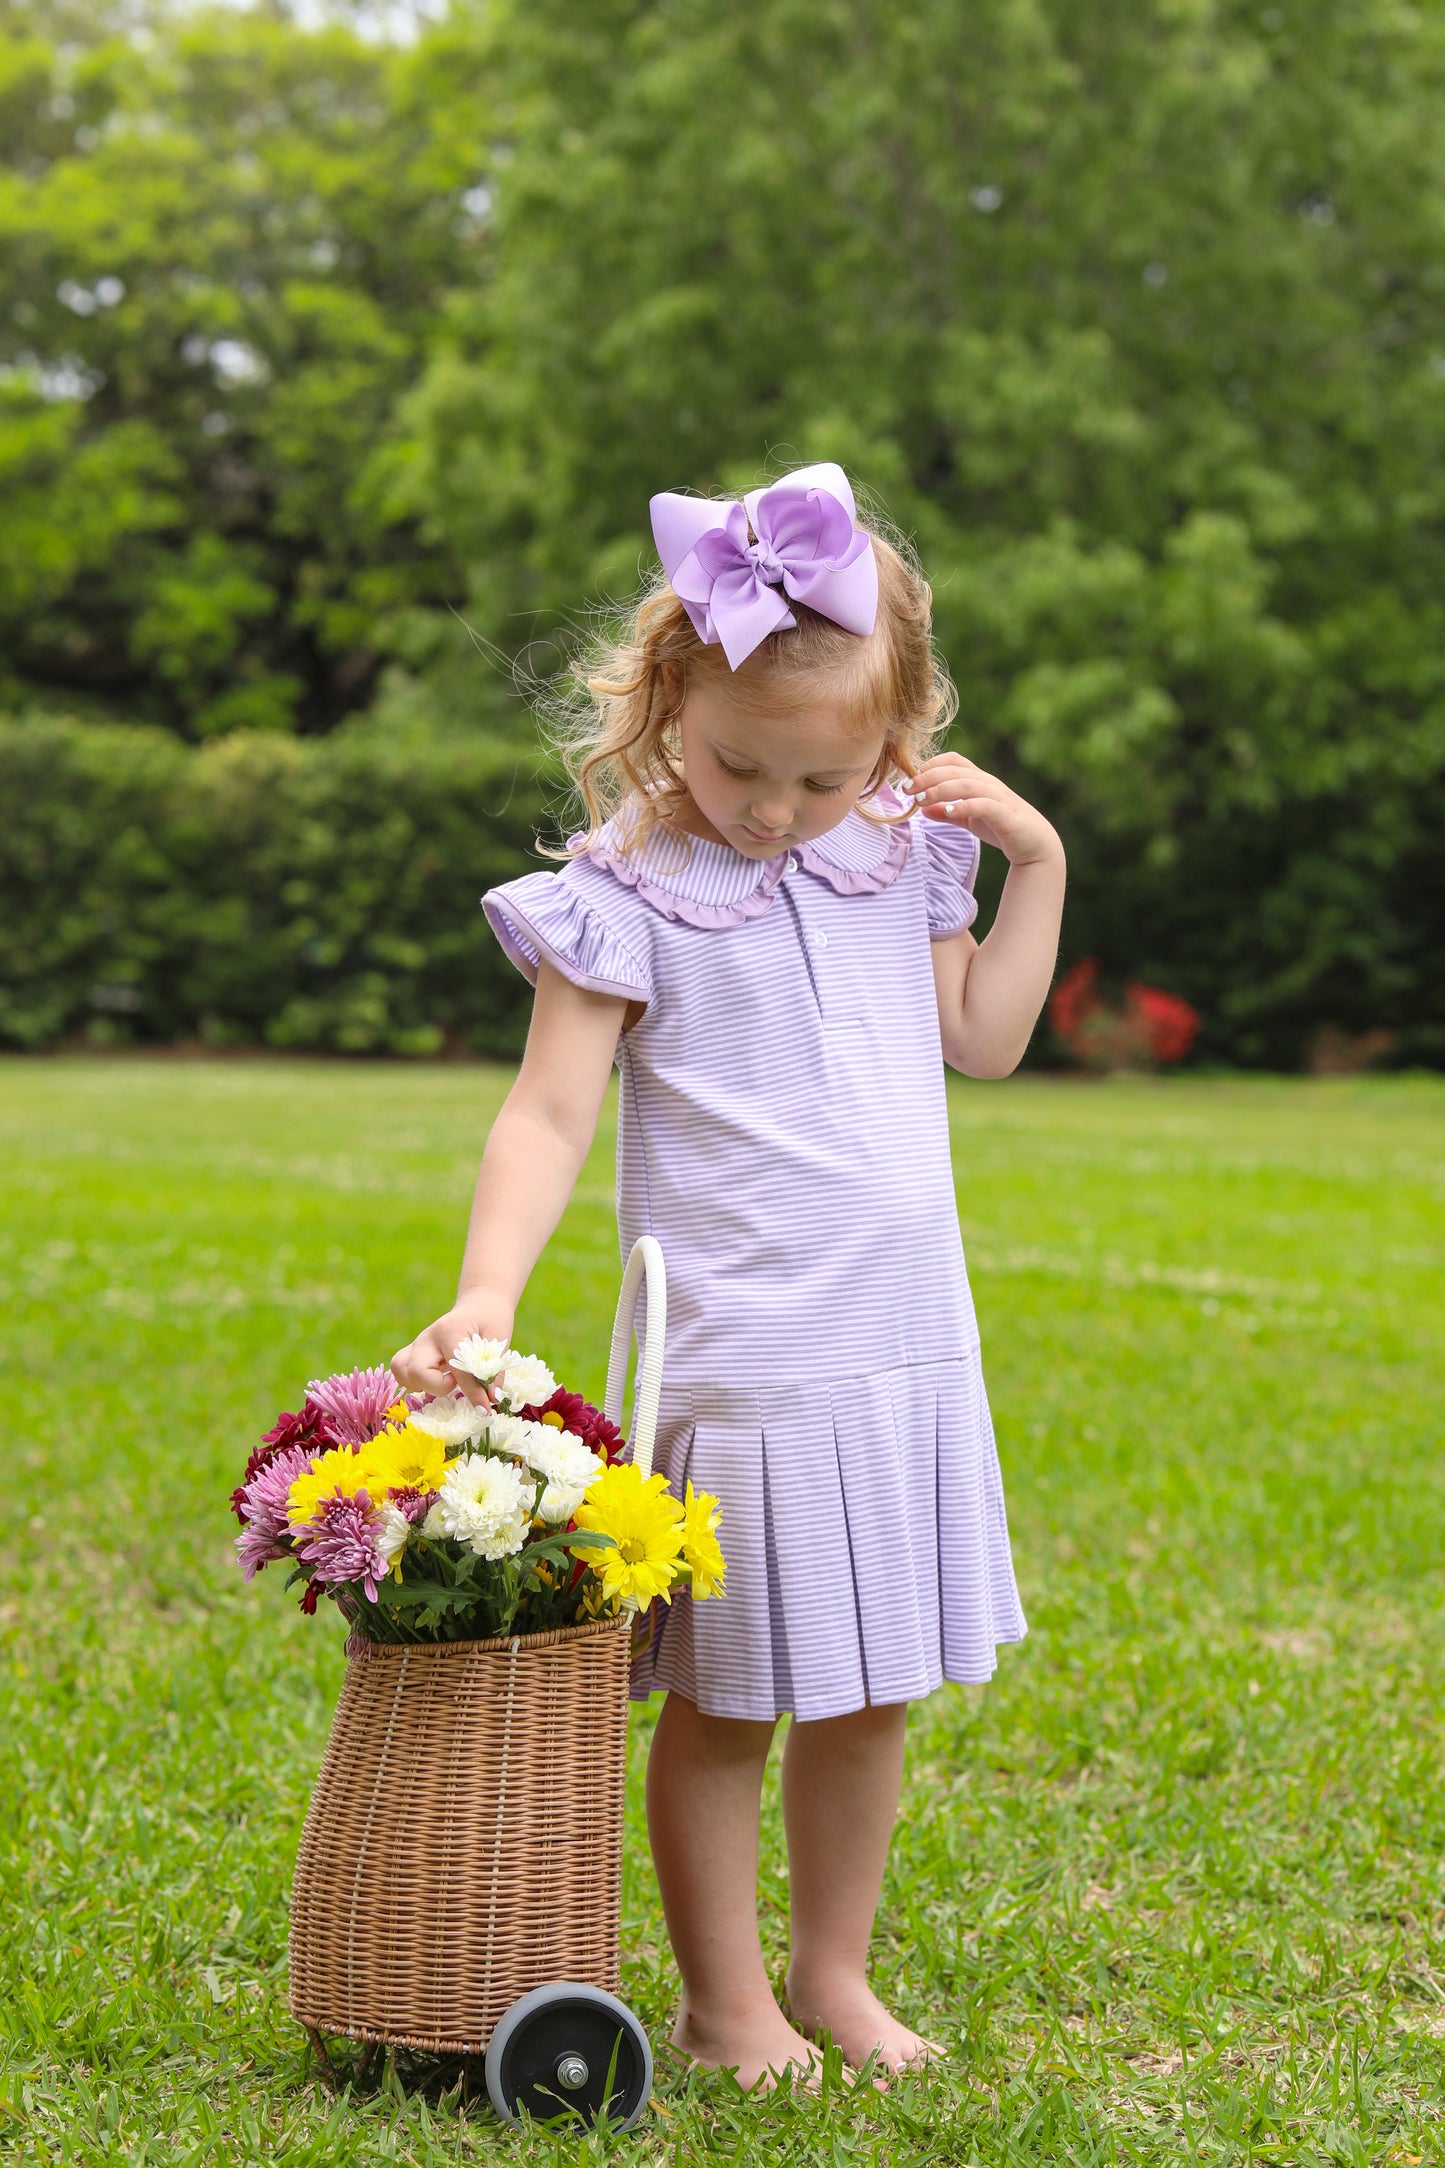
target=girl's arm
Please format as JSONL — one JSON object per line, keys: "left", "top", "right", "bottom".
{"left": 910, "top": 754, "right": 1066, "bottom": 1080}
{"left": 390, "top": 961, "right": 630, "bottom": 1397}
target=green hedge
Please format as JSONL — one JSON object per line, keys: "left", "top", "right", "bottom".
{"left": 1, "top": 719, "right": 555, "bottom": 1056}
{"left": 5, "top": 716, "right": 1441, "bottom": 1068}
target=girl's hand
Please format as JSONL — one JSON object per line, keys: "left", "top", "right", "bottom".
{"left": 390, "top": 1293, "right": 516, "bottom": 1406}
{"left": 906, "top": 755, "right": 1062, "bottom": 867}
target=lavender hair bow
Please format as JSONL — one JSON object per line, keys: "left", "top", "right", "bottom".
{"left": 649, "top": 461, "right": 879, "bottom": 670}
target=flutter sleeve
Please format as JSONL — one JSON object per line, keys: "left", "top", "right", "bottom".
{"left": 483, "top": 867, "right": 653, "bottom": 1002}
{"left": 918, "top": 817, "right": 983, "bottom": 939}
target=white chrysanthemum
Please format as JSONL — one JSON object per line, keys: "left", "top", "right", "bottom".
{"left": 490, "top": 1417, "right": 572, "bottom": 1472}
{"left": 528, "top": 1434, "right": 605, "bottom": 1524}
{"left": 482, "top": 1411, "right": 529, "bottom": 1458}
{"left": 420, "top": 1497, "right": 448, "bottom": 1542}
{"left": 376, "top": 1500, "right": 415, "bottom": 1569}
{"left": 410, "top": 1389, "right": 489, "bottom": 1448}
{"left": 527, "top": 1429, "right": 602, "bottom": 1484}
{"left": 431, "top": 1453, "right": 532, "bottom": 1560}
{"left": 538, "top": 1481, "right": 589, "bottom": 1524}
{"left": 449, "top": 1334, "right": 514, "bottom": 1384}
{"left": 483, "top": 1416, "right": 601, "bottom": 1512}
{"left": 491, "top": 1354, "right": 558, "bottom": 1413}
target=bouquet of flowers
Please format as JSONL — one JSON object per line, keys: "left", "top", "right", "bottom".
{"left": 232, "top": 1339, "right": 724, "bottom": 1644}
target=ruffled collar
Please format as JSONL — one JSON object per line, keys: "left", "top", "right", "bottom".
{"left": 569, "top": 784, "right": 915, "bottom": 930}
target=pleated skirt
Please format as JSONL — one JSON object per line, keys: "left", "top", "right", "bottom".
{"left": 628, "top": 1355, "right": 1027, "bottom": 1723}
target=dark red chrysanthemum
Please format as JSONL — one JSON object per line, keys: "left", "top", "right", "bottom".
{"left": 261, "top": 1399, "right": 331, "bottom": 1452}
{"left": 298, "top": 1577, "right": 321, "bottom": 1615}
{"left": 520, "top": 1387, "right": 625, "bottom": 1464}
{"left": 231, "top": 1397, "right": 335, "bottom": 1522}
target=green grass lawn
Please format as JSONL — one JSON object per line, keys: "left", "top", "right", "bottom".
{"left": 2, "top": 1059, "right": 1442, "bottom": 2167}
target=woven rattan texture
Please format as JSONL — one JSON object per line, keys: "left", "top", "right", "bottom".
{"left": 289, "top": 1619, "right": 631, "bottom": 2051}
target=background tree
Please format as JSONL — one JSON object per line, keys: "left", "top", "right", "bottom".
{"left": 401, "top": 0, "right": 1445, "bottom": 1062}
{"left": 0, "top": 0, "right": 486, "bottom": 734}
{"left": 4, "top": 0, "right": 1444, "bottom": 1061}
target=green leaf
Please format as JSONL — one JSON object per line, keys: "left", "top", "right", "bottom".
{"left": 376, "top": 1578, "right": 479, "bottom": 1615}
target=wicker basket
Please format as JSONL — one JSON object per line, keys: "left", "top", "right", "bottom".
{"left": 287, "top": 1236, "right": 670, "bottom": 2058}
{"left": 288, "top": 1618, "right": 632, "bottom": 2051}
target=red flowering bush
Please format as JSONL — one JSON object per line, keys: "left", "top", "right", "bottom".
{"left": 1050, "top": 958, "right": 1200, "bottom": 1071}
{"left": 1049, "top": 957, "right": 1102, "bottom": 1040}
{"left": 1125, "top": 983, "right": 1200, "bottom": 1064}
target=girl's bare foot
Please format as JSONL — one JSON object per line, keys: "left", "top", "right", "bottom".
{"left": 784, "top": 1970, "right": 944, "bottom": 2076}
{"left": 670, "top": 2001, "right": 825, "bottom": 2092}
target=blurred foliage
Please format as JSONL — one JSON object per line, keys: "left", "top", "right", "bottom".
{"left": 0, "top": 0, "right": 486, "bottom": 735}
{"left": 4, "top": 0, "right": 1445, "bottom": 1059}
{"left": 0, "top": 717, "right": 551, "bottom": 1053}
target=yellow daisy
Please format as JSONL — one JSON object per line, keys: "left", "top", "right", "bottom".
{"left": 679, "top": 1481, "right": 726, "bottom": 1599}
{"left": 286, "top": 1445, "right": 373, "bottom": 1528}
{"left": 572, "top": 1463, "right": 684, "bottom": 1609}
{"left": 356, "top": 1422, "right": 448, "bottom": 1500}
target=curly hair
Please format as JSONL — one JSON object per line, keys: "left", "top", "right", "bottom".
{"left": 537, "top": 500, "right": 956, "bottom": 862}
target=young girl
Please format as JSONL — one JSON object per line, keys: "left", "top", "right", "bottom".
{"left": 391, "top": 463, "right": 1065, "bottom": 2090}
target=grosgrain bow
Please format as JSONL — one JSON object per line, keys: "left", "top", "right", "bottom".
{"left": 648, "top": 461, "right": 879, "bottom": 670}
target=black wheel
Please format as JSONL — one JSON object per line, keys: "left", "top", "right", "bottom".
{"left": 484, "top": 1982, "right": 652, "bottom": 2130}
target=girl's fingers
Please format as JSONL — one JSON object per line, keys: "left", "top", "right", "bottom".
{"left": 909, "top": 776, "right": 999, "bottom": 808}
{"left": 391, "top": 1346, "right": 458, "bottom": 1396}
{"left": 907, "top": 760, "right": 995, "bottom": 796}
{"left": 913, "top": 786, "right": 984, "bottom": 809}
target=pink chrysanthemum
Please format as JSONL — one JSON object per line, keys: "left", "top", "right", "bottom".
{"left": 305, "top": 1366, "right": 402, "bottom": 1447}
{"left": 293, "top": 1491, "right": 389, "bottom": 1603}
{"left": 388, "top": 1485, "right": 436, "bottom": 1525}
{"left": 234, "top": 1443, "right": 316, "bottom": 1580}
{"left": 232, "top": 1397, "right": 335, "bottom": 1521}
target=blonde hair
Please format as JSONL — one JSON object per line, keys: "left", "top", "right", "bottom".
{"left": 537, "top": 504, "right": 956, "bottom": 861}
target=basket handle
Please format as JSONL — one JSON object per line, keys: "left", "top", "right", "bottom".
{"left": 603, "top": 1235, "right": 667, "bottom": 1479}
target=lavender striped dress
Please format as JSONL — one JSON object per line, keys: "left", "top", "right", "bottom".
{"left": 483, "top": 783, "right": 1026, "bottom": 1723}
